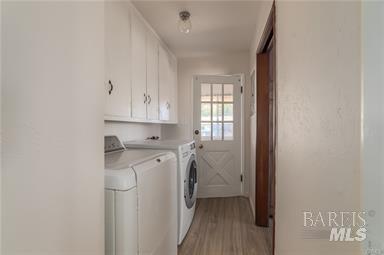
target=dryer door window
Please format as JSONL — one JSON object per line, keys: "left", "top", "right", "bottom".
{"left": 184, "top": 155, "right": 198, "bottom": 209}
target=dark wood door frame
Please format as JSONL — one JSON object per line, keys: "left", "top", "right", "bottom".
{"left": 255, "top": 2, "right": 276, "bottom": 255}
{"left": 256, "top": 52, "right": 270, "bottom": 227}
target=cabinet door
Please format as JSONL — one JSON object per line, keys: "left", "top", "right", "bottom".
{"left": 169, "top": 56, "right": 178, "bottom": 123}
{"left": 159, "top": 45, "right": 171, "bottom": 121}
{"left": 146, "top": 31, "right": 159, "bottom": 120}
{"left": 105, "top": 2, "right": 131, "bottom": 119}
{"left": 131, "top": 11, "right": 147, "bottom": 119}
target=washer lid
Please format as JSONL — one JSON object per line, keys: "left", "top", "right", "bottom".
{"left": 124, "top": 139, "right": 194, "bottom": 150}
{"left": 105, "top": 149, "right": 169, "bottom": 190}
{"left": 105, "top": 168, "right": 136, "bottom": 191}
{"left": 105, "top": 149, "right": 168, "bottom": 169}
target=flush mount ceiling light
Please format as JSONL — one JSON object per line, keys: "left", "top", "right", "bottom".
{"left": 178, "top": 11, "right": 192, "bottom": 34}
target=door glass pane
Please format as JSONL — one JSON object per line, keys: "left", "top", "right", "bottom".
{"left": 201, "top": 122, "right": 211, "bottom": 140}
{"left": 201, "top": 83, "right": 211, "bottom": 102}
{"left": 224, "top": 123, "right": 234, "bottom": 140}
{"left": 201, "top": 103, "right": 211, "bottom": 121}
{"left": 223, "top": 103, "right": 233, "bottom": 121}
{"left": 223, "top": 84, "right": 233, "bottom": 102}
{"left": 212, "top": 103, "right": 222, "bottom": 121}
{"left": 212, "top": 122, "right": 222, "bottom": 140}
{"left": 212, "top": 84, "right": 222, "bottom": 102}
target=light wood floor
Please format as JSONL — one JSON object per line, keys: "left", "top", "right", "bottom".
{"left": 178, "top": 197, "right": 272, "bottom": 255}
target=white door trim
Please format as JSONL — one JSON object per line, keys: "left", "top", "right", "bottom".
{"left": 239, "top": 73, "right": 245, "bottom": 195}
{"left": 192, "top": 74, "right": 245, "bottom": 197}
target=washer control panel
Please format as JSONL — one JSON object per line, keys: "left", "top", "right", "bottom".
{"left": 180, "top": 141, "right": 196, "bottom": 159}
{"left": 104, "top": 136, "right": 125, "bottom": 153}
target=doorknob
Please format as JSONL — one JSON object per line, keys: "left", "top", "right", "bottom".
{"left": 199, "top": 144, "right": 204, "bottom": 149}
{"left": 194, "top": 130, "right": 200, "bottom": 135}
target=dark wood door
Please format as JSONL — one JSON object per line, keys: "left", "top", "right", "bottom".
{"left": 256, "top": 52, "right": 270, "bottom": 227}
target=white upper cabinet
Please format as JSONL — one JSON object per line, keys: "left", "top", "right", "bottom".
{"left": 146, "top": 31, "right": 159, "bottom": 120}
{"left": 159, "top": 45, "right": 170, "bottom": 121}
{"left": 159, "top": 46, "right": 178, "bottom": 123}
{"left": 104, "top": 2, "right": 177, "bottom": 124}
{"left": 131, "top": 10, "right": 147, "bottom": 120}
{"left": 105, "top": 2, "right": 131, "bottom": 119}
{"left": 169, "top": 55, "right": 178, "bottom": 123}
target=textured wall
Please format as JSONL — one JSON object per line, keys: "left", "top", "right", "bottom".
{"left": 275, "top": 2, "right": 361, "bottom": 254}
{"left": 2, "top": 2, "right": 105, "bottom": 254}
{"left": 362, "top": 1, "right": 384, "bottom": 254}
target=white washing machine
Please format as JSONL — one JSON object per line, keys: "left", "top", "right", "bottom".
{"left": 124, "top": 140, "right": 198, "bottom": 244}
{"left": 105, "top": 136, "right": 178, "bottom": 255}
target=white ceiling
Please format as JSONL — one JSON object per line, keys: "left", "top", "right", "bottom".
{"left": 132, "top": 1, "right": 260, "bottom": 58}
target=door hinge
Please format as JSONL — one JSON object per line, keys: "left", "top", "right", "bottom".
{"left": 240, "top": 174, "right": 243, "bottom": 182}
{"left": 240, "top": 86, "right": 243, "bottom": 94}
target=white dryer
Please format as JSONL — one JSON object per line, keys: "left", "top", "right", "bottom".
{"left": 124, "top": 140, "right": 198, "bottom": 244}
{"left": 105, "top": 136, "right": 178, "bottom": 255}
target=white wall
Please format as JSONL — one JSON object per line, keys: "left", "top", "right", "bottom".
{"left": 161, "top": 52, "right": 251, "bottom": 195}
{"left": 2, "top": 2, "right": 105, "bottom": 254}
{"left": 275, "top": 2, "right": 361, "bottom": 254}
{"left": 248, "top": 0, "right": 274, "bottom": 218}
{"left": 362, "top": 2, "right": 384, "bottom": 253}
{"left": 249, "top": 114, "right": 256, "bottom": 217}
{"left": 104, "top": 122, "right": 161, "bottom": 142}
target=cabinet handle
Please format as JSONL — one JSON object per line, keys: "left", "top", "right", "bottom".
{"left": 144, "top": 93, "right": 147, "bottom": 103}
{"left": 108, "top": 80, "right": 113, "bottom": 95}
{"left": 147, "top": 95, "right": 151, "bottom": 104}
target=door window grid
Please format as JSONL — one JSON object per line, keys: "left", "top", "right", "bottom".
{"left": 201, "top": 83, "right": 234, "bottom": 141}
